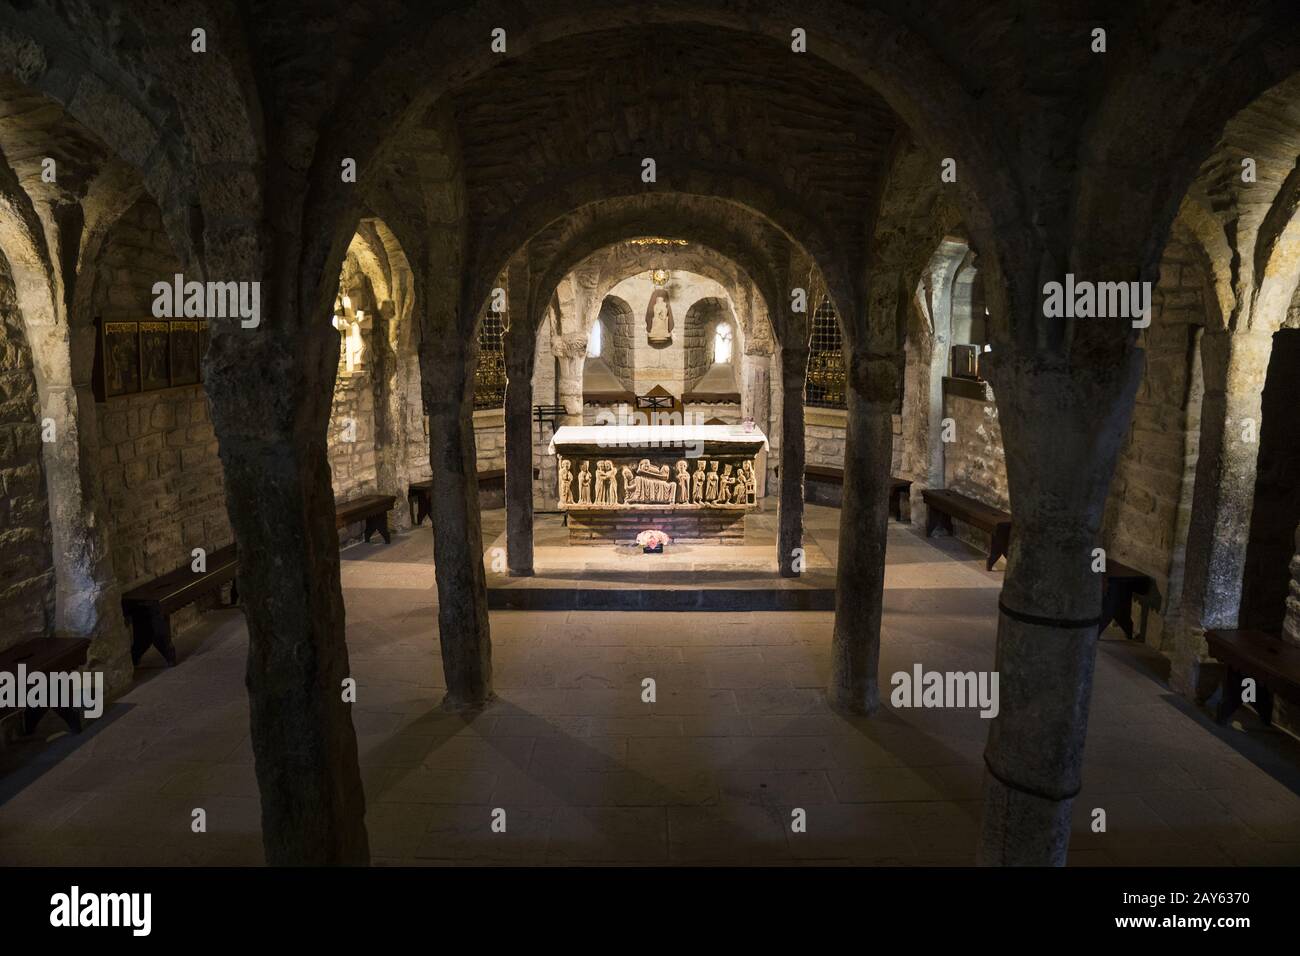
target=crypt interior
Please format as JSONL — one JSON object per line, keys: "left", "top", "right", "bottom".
{"left": 0, "top": 1, "right": 1299, "bottom": 867}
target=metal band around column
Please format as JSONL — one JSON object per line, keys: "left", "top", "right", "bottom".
{"left": 997, "top": 599, "right": 1103, "bottom": 630}
{"left": 983, "top": 755, "right": 1082, "bottom": 802}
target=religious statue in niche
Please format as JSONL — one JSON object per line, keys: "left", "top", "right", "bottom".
{"left": 644, "top": 287, "right": 674, "bottom": 348}
{"left": 343, "top": 317, "right": 366, "bottom": 372}
{"left": 692, "top": 460, "right": 706, "bottom": 503}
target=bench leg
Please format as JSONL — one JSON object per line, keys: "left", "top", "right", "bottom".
{"left": 1256, "top": 684, "right": 1274, "bottom": 726}
{"left": 21, "top": 706, "right": 46, "bottom": 735}
{"left": 148, "top": 608, "right": 178, "bottom": 667}
{"left": 378, "top": 512, "right": 391, "bottom": 544}
{"left": 987, "top": 525, "right": 1011, "bottom": 571}
{"left": 408, "top": 493, "right": 417, "bottom": 526}
{"left": 129, "top": 611, "right": 152, "bottom": 665}
{"left": 53, "top": 706, "right": 83, "bottom": 733}
{"left": 230, "top": 578, "right": 239, "bottom": 606}
{"left": 1114, "top": 585, "right": 1136, "bottom": 640}
{"left": 1216, "top": 668, "right": 1244, "bottom": 725}
{"left": 417, "top": 492, "right": 431, "bottom": 527}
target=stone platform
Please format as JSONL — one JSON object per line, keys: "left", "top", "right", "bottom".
{"left": 564, "top": 506, "right": 747, "bottom": 545}
{"left": 485, "top": 511, "right": 835, "bottom": 610}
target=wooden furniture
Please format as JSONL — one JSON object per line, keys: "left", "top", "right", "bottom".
{"left": 786, "top": 465, "right": 911, "bottom": 519}
{"left": 922, "top": 488, "right": 1012, "bottom": 571}
{"left": 408, "top": 470, "right": 506, "bottom": 526}
{"left": 1099, "top": 559, "right": 1153, "bottom": 640}
{"left": 1205, "top": 629, "right": 1300, "bottom": 727}
{"left": 889, "top": 477, "right": 913, "bottom": 522}
{"left": 121, "top": 544, "right": 238, "bottom": 666}
{"left": 336, "top": 494, "right": 396, "bottom": 544}
{"left": 0, "top": 638, "right": 92, "bottom": 733}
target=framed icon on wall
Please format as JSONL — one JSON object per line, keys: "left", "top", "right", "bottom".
{"left": 139, "top": 321, "right": 171, "bottom": 391}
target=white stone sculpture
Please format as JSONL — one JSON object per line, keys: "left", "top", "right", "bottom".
{"left": 675, "top": 460, "right": 690, "bottom": 504}
{"left": 705, "top": 461, "right": 719, "bottom": 502}
{"left": 578, "top": 460, "right": 592, "bottom": 504}
{"left": 595, "top": 459, "right": 616, "bottom": 505}
{"left": 692, "top": 460, "right": 706, "bottom": 504}
{"left": 558, "top": 458, "right": 574, "bottom": 506}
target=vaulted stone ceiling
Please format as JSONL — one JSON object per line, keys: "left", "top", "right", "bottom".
{"left": 449, "top": 23, "right": 900, "bottom": 276}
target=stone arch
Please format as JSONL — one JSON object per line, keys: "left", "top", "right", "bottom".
{"left": 0, "top": 246, "right": 55, "bottom": 654}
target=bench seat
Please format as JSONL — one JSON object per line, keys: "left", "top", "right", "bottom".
{"left": 0, "top": 637, "right": 92, "bottom": 733}
{"left": 922, "top": 488, "right": 1012, "bottom": 571}
{"left": 121, "top": 543, "right": 238, "bottom": 666}
{"left": 408, "top": 471, "right": 506, "bottom": 525}
{"left": 1206, "top": 629, "right": 1300, "bottom": 727}
{"left": 336, "top": 493, "right": 396, "bottom": 544}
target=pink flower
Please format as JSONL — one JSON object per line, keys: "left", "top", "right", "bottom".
{"left": 636, "top": 529, "right": 672, "bottom": 548}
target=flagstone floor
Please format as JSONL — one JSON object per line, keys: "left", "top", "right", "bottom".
{"left": 3, "top": 506, "right": 1299, "bottom": 866}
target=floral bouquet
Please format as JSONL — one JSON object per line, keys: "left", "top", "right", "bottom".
{"left": 636, "top": 529, "right": 672, "bottom": 553}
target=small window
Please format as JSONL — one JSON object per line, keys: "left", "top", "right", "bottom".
{"left": 713, "top": 322, "right": 733, "bottom": 364}
{"left": 587, "top": 320, "right": 603, "bottom": 358}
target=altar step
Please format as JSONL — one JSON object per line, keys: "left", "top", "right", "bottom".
{"left": 486, "top": 578, "right": 835, "bottom": 611}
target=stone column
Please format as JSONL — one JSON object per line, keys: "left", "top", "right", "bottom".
{"left": 205, "top": 324, "right": 369, "bottom": 865}
{"left": 976, "top": 348, "right": 1143, "bottom": 866}
{"left": 1285, "top": 522, "right": 1300, "bottom": 647}
{"left": 1171, "top": 327, "right": 1273, "bottom": 697}
{"left": 503, "top": 316, "right": 537, "bottom": 576}
{"left": 554, "top": 336, "right": 587, "bottom": 426}
{"left": 420, "top": 333, "right": 493, "bottom": 708}
{"left": 830, "top": 351, "right": 897, "bottom": 712}
{"left": 778, "top": 344, "right": 809, "bottom": 576}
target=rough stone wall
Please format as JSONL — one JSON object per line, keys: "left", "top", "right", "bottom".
{"left": 91, "top": 198, "right": 232, "bottom": 598}
{"left": 327, "top": 340, "right": 379, "bottom": 501}
{"left": 0, "top": 254, "right": 55, "bottom": 653}
{"left": 599, "top": 300, "right": 635, "bottom": 390}
{"left": 805, "top": 409, "right": 846, "bottom": 469}
{"left": 1102, "top": 234, "right": 1207, "bottom": 646}
{"left": 943, "top": 388, "right": 1010, "bottom": 511}
{"left": 473, "top": 409, "right": 505, "bottom": 471}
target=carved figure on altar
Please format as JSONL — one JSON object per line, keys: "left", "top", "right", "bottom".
{"left": 705, "top": 460, "right": 719, "bottom": 502}
{"left": 720, "top": 464, "right": 736, "bottom": 505}
{"left": 675, "top": 461, "right": 690, "bottom": 503}
{"left": 595, "top": 459, "right": 616, "bottom": 505}
{"left": 740, "top": 460, "right": 756, "bottom": 504}
{"left": 633, "top": 459, "right": 677, "bottom": 503}
{"left": 578, "top": 460, "right": 592, "bottom": 504}
{"left": 558, "top": 458, "right": 574, "bottom": 505}
{"left": 620, "top": 464, "right": 638, "bottom": 503}
{"left": 692, "top": 460, "right": 706, "bottom": 504}
{"left": 644, "top": 288, "right": 674, "bottom": 348}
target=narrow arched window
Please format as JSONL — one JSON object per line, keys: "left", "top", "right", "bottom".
{"left": 713, "top": 322, "right": 733, "bottom": 364}
{"left": 587, "top": 320, "right": 603, "bottom": 358}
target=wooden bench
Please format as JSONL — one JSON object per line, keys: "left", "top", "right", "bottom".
{"left": 0, "top": 637, "right": 92, "bottom": 733}
{"left": 336, "top": 493, "right": 396, "bottom": 544}
{"left": 121, "top": 544, "right": 238, "bottom": 666}
{"left": 408, "top": 470, "right": 505, "bottom": 525}
{"left": 1205, "top": 629, "right": 1300, "bottom": 727}
{"left": 1099, "top": 559, "right": 1153, "bottom": 640}
{"left": 795, "top": 465, "right": 912, "bottom": 519}
{"left": 922, "top": 488, "right": 1012, "bottom": 571}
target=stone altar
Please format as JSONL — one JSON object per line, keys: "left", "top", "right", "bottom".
{"left": 549, "top": 424, "right": 769, "bottom": 544}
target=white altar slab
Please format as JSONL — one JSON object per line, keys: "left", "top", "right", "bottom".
{"left": 547, "top": 423, "right": 769, "bottom": 456}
